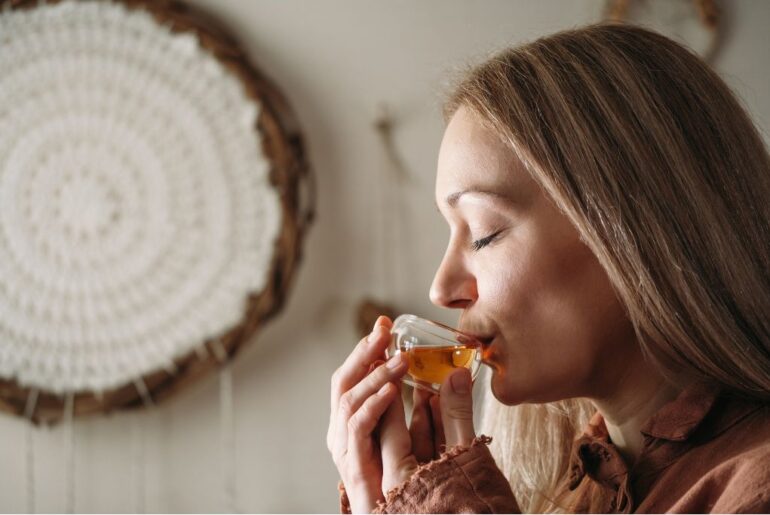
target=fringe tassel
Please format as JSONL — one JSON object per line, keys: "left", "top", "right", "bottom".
{"left": 220, "top": 363, "right": 236, "bottom": 513}
{"left": 133, "top": 377, "right": 155, "bottom": 513}
{"left": 63, "top": 393, "right": 75, "bottom": 514}
{"left": 24, "top": 390, "right": 39, "bottom": 514}
{"left": 132, "top": 412, "right": 147, "bottom": 513}
{"left": 213, "top": 339, "right": 237, "bottom": 513}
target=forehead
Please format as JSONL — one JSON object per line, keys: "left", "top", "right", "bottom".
{"left": 436, "top": 106, "right": 531, "bottom": 200}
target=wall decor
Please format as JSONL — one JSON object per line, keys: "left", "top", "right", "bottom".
{"left": 0, "top": 0, "right": 314, "bottom": 424}
{"left": 604, "top": 0, "right": 724, "bottom": 64}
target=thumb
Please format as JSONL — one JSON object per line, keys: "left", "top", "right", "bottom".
{"left": 439, "top": 368, "right": 476, "bottom": 448}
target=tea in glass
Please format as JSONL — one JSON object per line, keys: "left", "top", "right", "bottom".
{"left": 385, "top": 314, "right": 483, "bottom": 393}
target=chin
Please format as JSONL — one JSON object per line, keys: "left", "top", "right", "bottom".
{"left": 488, "top": 369, "right": 554, "bottom": 406}
{"left": 489, "top": 371, "right": 526, "bottom": 406}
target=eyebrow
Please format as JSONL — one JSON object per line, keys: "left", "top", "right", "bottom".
{"left": 435, "top": 188, "right": 513, "bottom": 211}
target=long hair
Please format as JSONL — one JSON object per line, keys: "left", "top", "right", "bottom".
{"left": 445, "top": 23, "right": 770, "bottom": 512}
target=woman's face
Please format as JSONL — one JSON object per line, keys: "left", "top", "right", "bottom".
{"left": 432, "top": 106, "right": 639, "bottom": 405}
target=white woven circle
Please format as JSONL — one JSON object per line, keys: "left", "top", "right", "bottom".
{"left": 0, "top": 1, "right": 282, "bottom": 394}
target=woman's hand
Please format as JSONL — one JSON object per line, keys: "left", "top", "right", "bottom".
{"left": 378, "top": 363, "right": 478, "bottom": 494}
{"left": 328, "top": 314, "right": 478, "bottom": 513}
{"left": 327, "top": 316, "right": 409, "bottom": 513}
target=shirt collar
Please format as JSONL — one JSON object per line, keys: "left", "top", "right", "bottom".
{"left": 566, "top": 380, "right": 736, "bottom": 512}
{"left": 638, "top": 380, "right": 721, "bottom": 441}
{"left": 567, "top": 411, "right": 633, "bottom": 512}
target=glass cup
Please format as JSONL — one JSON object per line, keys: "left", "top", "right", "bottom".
{"left": 385, "top": 314, "right": 484, "bottom": 393}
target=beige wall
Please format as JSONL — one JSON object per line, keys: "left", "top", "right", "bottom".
{"left": 1, "top": 0, "right": 769, "bottom": 512}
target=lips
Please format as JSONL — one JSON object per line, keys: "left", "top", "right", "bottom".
{"left": 462, "top": 331, "right": 495, "bottom": 348}
{"left": 477, "top": 336, "right": 495, "bottom": 348}
{"left": 460, "top": 331, "right": 496, "bottom": 361}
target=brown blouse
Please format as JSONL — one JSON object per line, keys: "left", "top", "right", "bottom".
{"left": 338, "top": 381, "right": 770, "bottom": 513}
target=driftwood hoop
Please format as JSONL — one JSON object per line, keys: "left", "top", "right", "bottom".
{"left": 0, "top": 0, "right": 314, "bottom": 424}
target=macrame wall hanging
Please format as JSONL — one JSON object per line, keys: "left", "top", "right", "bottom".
{"left": 0, "top": 1, "right": 313, "bottom": 508}
{"left": 0, "top": 0, "right": 313, "bottom": 421}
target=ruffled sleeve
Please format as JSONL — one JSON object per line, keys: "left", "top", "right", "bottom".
{"left": 338, "top": 479, "right": 352, "bottom": 514}
{"left": 373, "top": 435, "right": 519, "bottom": 514}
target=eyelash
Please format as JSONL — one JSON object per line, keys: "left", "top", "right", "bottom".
{"left": 471, "top": 230, "right": 504, "bottom": 251}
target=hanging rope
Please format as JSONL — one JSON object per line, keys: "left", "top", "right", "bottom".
{"left": 24, "top": 389, "right": 39, "bottom": 514}
{"left": 373, "top": 105, "right": 392, "bottom": 298}
{"left": 63, "top": 394, "right": 75, "bottom": 514}
{"left": 351, "top": 104, "right": 407, "bottom": 335}
{"left": 373, "top": 103, "right": 410, "bottom": 301}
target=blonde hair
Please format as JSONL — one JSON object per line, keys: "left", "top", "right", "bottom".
{"left": 446, "top": 23, "right": 770, "bottom": 512}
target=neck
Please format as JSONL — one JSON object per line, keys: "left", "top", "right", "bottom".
{"left": 589, "top": 354, "right": 683, "bottom": 467}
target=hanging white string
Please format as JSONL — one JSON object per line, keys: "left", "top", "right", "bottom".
{"left": 63, "top": 394, "right": 75, "bottom": 514}
{"left": 132, "top": 378, "right": 154, "bottom": 514}
{"left": 159, "top": 401, "right": 172, "bottom": 513}
{"left": 213, "top": 339, "right": 237, "bottom": 513}
{"left": 24, "top": 389, "right": 39, "bottom": 514}
{"left": 25, "top": 417, "right": 36, "bottom": 514}
{"left": 131, "top": 413, "right": 146, "bottom": 514}
{"left": 133, "top": 378, "right": 156, "bottom": 409}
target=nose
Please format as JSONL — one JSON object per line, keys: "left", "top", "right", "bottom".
{"left": 429, "top": 242, "right": 477, "bottom": 309}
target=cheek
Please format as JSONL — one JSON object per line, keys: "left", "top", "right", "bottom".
{"left": 479, "top": 256, "right": 526, "bottom": 308}
{"left": 474, "top": 230, "right": 565, "bottom": 322}
{"left": 513, "top": 207, "right": 608, "bottom": 331}
{"left": 481, "top": 221, "right": 634, "bottom": 403}
{"left": 535, "top": 239, "right": 627, "bottom": 349}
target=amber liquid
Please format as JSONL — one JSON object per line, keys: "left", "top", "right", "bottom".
{"left": 402, "top": 344, "right": 479, "bottom": 385}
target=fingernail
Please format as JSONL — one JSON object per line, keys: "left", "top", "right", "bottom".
{"left": 386, "top": 354, "right": 404, "bottom": 369}
{"left": 372, "top": 316, "right": 387, "bottom": 331}
{"left": 450, "top": 370, "right": 471, "bottom": 394}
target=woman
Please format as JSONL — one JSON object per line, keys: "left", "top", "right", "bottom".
{"left": 327, "top": 23, "right": 770, "bottom": 513}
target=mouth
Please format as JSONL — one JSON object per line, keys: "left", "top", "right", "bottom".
{"left": 462, "top": 332, "right": 495, "bottom": 349}
{"left": 462, "top": 333, "right": 497, "bottom": 364}
{"left": 478, "top": 336, "right": 495, "bottom": 348}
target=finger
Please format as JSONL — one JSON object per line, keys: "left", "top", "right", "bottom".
{"left": 367, "top": 359, "right": 385, "bottom": 375}
{"left": 327, "top": 409, "right": 335, "bottom": 453}
{"left": 438, "top": 368, "right": 476, "bottom": 448}
{"left": 333, "top": 353, "right": 408, "bottom": 461}
{"left": 429, "top": 395, "right": 445, "bottom": 457}
{"left": 330, "top": 316, "right": 393, "bottom": 415}
{"left": 347, "top": 382, "right": 398, "bottom": 445}
{"left": 345, "top": 382, "right": 398, "bottom": 505}
{"left": 379, "top": 383, "right": 418, "bottom": 492}
{"left": 409, "top": 387, "right": 435, "bottom": 463}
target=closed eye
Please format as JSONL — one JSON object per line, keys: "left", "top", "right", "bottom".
{"left": 471, "top": 230, "right": 504, "bottom": 251}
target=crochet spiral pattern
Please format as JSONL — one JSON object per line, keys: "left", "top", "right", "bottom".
{"left": 0, "top": 1, "right": 285, "bottom": 396}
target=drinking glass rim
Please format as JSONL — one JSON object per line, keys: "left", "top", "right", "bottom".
{"left": 393, "top": 314, "right": 482, "bottom": 348}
